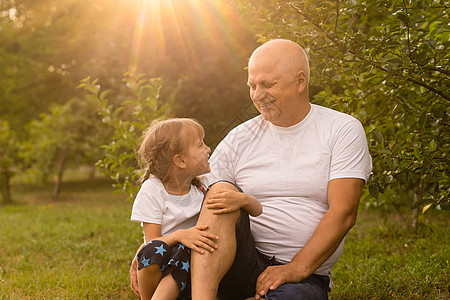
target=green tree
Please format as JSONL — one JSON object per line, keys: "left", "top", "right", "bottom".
{"left": 1, "top": 0, "right": 257, "bottom": 191}
{"left": 0, "top": 120, "right": 20, "bottom": 205}
{"left": 23, "top": 98, "right": 109, "bottom": 199}
{"left": 0, "top": 0, "right": 141, "bottom": 199}
{"left": 79, "top": 72, "right": 172, "bottom": 201}
{"left": 240, "top": 0, "right": 449, "bottom": 231}
{"left": 0, "top": 0, "right": 142, "bottom": 125}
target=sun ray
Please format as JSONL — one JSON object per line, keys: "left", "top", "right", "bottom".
{"left": 150, "top": 0, "right": 169, "bottom": 65}
{"left": 161, "top": 0, "right": 191, "bottom": 67}
{"left": 127, "top": 0, "right": 249, "bottom": 73}
{"left": 129, "top": 0, "right": 148, "bottom": 70}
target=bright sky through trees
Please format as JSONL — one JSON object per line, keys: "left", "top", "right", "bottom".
{"left": 125, "top": 0, "right": 248, "bottom": 72}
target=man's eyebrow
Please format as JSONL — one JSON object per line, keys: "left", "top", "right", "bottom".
{"left": 263, "top": 80, "right": 277, "bottom": 84}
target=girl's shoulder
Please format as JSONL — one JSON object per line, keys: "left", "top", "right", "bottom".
{"left": 140, "top": 176, "right": 165, "bottom": 193}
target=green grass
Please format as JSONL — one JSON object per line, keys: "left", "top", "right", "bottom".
{"left": 1, "top": 175, "right": 449, "bottom": 299}
{"left": 329, "top": 211, "right": 449, "bottom": 299}
{"left": 0, "top": 176, "right": 141, "bottom": 299}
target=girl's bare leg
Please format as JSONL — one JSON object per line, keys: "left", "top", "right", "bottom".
{"left": 151, "top": 273, "right": 179, "bottom": 300}
{"left": 138, "top": 264, "right": 163, "bottom": 300}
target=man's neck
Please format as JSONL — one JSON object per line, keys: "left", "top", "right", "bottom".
{"left": 275, "top": 101, "right": 311, "bottom": 127}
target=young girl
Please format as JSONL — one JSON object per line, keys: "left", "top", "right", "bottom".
{"left": 130, "top": 118, "right": 261, "bottom": 300}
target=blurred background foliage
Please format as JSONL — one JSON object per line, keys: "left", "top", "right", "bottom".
{"left": 1, "top": 0, "right": 448, "bottom": 231}
{"left": 0, "top": 0, "right": 258, "bottom": 202}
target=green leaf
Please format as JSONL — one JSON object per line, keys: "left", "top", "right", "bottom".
{"left": 88, "top": 84, "right": 101, "bottom": 96}
{"left": 412, "top": 198, "right": 433, "bottom": 209}
{"left": 369, "top": 184, "right": 379, "bottom": 199}
{"left": 397, "top": 13, "right": 409, "bottom": 23}
{"left": 429, "top": 139, "right": 436, "bottom": 151}
{"left": 384, "top": 174, "right": 393, "bottom": 184}
{"left": 99, "top": 90, "right": 111, "bottom": 101}
{"left": 372, "top": 131, "right": 384, "bottom": 144}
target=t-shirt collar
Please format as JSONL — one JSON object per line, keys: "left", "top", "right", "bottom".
{"left": 268, "top": 104, "right": 314, "bottom": 135}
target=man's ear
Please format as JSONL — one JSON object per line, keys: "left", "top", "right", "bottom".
{"left": 173, "top": 154, "right": 186, "bottom": 169}
{"left": 296, "top": 71, "right": 307, "bottom": 93}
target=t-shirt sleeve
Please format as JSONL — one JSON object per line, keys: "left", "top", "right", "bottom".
{"left": 130, "top": 182, "right": 164, "bottom": 224}
{"left": 329, "top": 118, "right": 372, "bottom": 181}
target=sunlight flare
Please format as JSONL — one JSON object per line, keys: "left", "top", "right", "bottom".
{"left": 127, "top": 0, "right": 245, "bottom": 70}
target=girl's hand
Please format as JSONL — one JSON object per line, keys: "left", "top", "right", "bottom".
{"left": 178, "top": 225, "right": 219, "bottom": 254}
{"left": 129, "top": 244, "right": 143, "bottom": 298}
{"left": 206, "top": 190, "right": 245, "bottom": 215}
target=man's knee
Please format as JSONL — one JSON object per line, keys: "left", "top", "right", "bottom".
{"left": 197, "top": 181, "right": 241, "bottom": 230}
{"left": 206, "top": 180, "right": 241, "bottom": 194}
{"left": 199, "top": 181, "right": 241, "bottom": 217}
{"left": 265, "top": 276, "right": 330, "bottom": 300}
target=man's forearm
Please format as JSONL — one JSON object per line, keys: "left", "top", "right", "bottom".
{"left": 289, "top": 178, "right": 364, "bottom": 279}
{"left": 288, "top": 207, "right": 356, "bottom": 279}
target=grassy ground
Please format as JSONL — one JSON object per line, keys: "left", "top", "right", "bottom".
{"left": 0, "top": 175, "right": 141, "bottom": 299}
{"left": 0, "top": 175, "right": 448, "bottom": 299}
{"left": 329, "top": 210, "right": 449, "bottom": 299}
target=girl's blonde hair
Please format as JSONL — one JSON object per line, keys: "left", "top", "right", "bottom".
{"left": 138, "top": 118, "right": 205, "bottom": 187}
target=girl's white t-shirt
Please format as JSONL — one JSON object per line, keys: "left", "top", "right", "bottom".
{"left": 130, "top": 177, "right": 204, "bottom": 238}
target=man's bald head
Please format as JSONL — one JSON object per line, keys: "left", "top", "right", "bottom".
{"left": 249, "top": 39, "right": 310, "bottom": 83}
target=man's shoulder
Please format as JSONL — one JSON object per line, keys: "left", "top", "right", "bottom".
{"left": 213, "top": 115, "right": 266, "bottom": 157}
{"left": 311, "top": 104, "right": 361, "bottom": 126}
{"left": 234, "top": 114, "right": 264, "bottom": 129}
{"left": 226, "top": 115, "right": 266, "bottom": 139}
{"left": 312, "top": 104, "right": 356, "bottom": 119}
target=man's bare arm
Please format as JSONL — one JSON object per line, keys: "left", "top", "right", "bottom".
{"left": 255, "top": 178, "right": 365, "bottom": 299}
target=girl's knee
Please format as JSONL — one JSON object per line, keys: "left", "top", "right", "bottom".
{"left": 137, "top": 240, "right": 171, "bottom": 271}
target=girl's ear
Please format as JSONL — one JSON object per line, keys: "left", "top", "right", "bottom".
{"left": 173, "top": 154, "right": 186, "bottom": 169}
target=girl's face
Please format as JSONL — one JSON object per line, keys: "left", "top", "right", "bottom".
{"left": 183, "top": 132, "right": 211, "bottom": 176}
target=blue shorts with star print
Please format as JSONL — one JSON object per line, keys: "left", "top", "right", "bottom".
{"left": 137, "top": 240, "right": 191, "bottom": 299}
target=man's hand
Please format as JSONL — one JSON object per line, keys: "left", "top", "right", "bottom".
{"left": 129, "top": 253, "right": 140, "bottom": 298}
{"left": 254, "top": 263, "right": 305, "bottom": 299}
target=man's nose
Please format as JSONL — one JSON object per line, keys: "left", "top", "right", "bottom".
{"left": 252, "top": 87, "right": 267, "bottom": 102}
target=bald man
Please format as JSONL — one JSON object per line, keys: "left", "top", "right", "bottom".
{"left": 130, "top": 39, "right": 372, "bottom": 299}
{"left": 189, "top": 39, "right": 372, "bottom": 300}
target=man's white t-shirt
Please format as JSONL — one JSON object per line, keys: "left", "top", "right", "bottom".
{"left": 130, "top": 177, "right": 204, "bottom": 240}
{"left": 205, "top": 104, "right": 372, "bottom": 276}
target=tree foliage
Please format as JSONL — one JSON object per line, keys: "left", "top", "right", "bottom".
{"left": 0, "top": 0, "right": 255, "bottom": 147}
{"left": 22, "top": 98, "right": 108, "bottom": 198}
{"left": 0, "top": 120, "right": 20, "bottom": 204}
{"left": 0, "top": 0, "right": 136, "bottom": 201}
{"left": 79, "top": 72, "right": 172, "bottom": 201}
{"left": 240, "top": 0, "right": 449, "bottom": 229}
{"left": 0, "top": 0, "right": 257, "bottom": 203}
